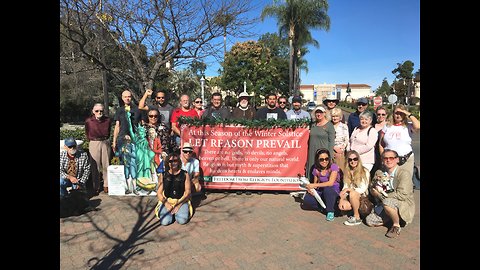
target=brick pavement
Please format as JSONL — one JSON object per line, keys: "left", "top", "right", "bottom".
{"left": 60, "top": 190, "right": 420, "bottom": 269}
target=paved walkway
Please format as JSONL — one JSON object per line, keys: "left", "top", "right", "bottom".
{"left": 60, "top": 189, "right": 420, "bottom": 269}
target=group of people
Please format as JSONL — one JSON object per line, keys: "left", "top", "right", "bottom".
{"left": 298, "top": 94, "right": 420, "bottom": 238}
{"left": 60, "top": 88, "right": 419, "bottom": 235}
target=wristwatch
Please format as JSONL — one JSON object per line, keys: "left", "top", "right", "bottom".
{"left": 407, "top": 114, "right": 413, "bottom": 118}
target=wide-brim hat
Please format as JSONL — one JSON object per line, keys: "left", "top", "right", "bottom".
{"left": 238, "top": 92, "right": 250, "bottom": 99}
{"left": 182, "top": 142, "right": 193, "bottom": 151}
{"left": 323, "top": 93, "right": 339, "bottom": 105}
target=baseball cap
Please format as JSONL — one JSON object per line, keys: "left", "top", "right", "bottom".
{"left": 357, "top": 97, "right": 368, "bottom": 104}
{"left": 64, "top": 137, "right": 77, "bottom": 147}
{"left": 314, "top": 106, "right": 326, "bottom": 112}
{"left": 292, "top": 96, "right": 302, "bottom": 103}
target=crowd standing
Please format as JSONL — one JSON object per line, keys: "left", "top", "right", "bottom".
{"left": 61, "top": 90, "right": 419, "bottom": 235}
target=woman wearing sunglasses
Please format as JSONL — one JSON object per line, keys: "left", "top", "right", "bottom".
{"left": 192, "top": 97, "right": 204, "bottom": 117}
{"left": 379, "top": 104, "right": 420, "bottom": 180}
{"left": 142, "top": 108, "right": 171, "bottom": 157}
{"left": 301, "top": 148, "right": 341, "bottom": 221}
{"left": 338, "top": 150, "right": 370, "bottom": 226}
{"left": 155, "top": 152, "right": 193, "bottom": 225}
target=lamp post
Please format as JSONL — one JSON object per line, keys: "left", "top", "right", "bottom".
{"left": 200, "top": 76, "right": 205, "bottom": 109}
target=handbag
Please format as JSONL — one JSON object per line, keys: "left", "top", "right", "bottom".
{"left": 358, "top": 195, "right": 374, "bottom": 218}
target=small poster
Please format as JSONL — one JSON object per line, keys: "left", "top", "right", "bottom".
{"left": 107, "top": 165, "right": 158, "bottom": 196}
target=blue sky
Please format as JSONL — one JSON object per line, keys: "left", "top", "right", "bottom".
{"left": 204, "top": 0, "right": 420, "bottom": 91}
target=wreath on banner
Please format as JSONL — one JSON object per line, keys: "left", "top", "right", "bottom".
{"left": 177, "top": 117, "right": 311, "bottom": 129}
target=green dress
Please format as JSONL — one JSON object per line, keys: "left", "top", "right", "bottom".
{"left": 306, "top": 121, "right": 336, "bottom": 179}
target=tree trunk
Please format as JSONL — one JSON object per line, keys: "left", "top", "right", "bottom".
{"left": 289, "top": 27, "right": 294, "bottom": 96}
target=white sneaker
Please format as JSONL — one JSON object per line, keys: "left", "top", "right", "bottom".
{"left": 290, "top": 191, "right": 306, "bottom": 198}
{"left": 344, "top": 216, "right": 362, "bottom": 226}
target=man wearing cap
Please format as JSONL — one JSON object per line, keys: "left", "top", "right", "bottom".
{"left": 323, "top": 93, "right": 346, "bottom": 123}
{"left": 254, "top": 93, "right": 287, "bottom": 120}
{"left": 202, "top": 92, "right": 231, "bottom": 120}
{"left": 232, "top": 92, "right": 256, "bottom": 120}
{"left": 286, "top": 96, "right": 311, "bottom": 121}
{"left": 180, "top": 142, "right": 202, "bottom": 193}
{"left": 60, "top": 138, "right": 91, "bottom": 198}
{"left": 347, "top": 97, "right": 377, "bottom": 137}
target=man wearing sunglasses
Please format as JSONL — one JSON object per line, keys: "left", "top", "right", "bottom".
{"left": 366, "top": 149, "right": 415, "bottom": 238}
{"left": 180, "top": 142, "right": 202, "bottom": 193}
{"left": 85, "top": 103, "right": 112, "bottom": 194}
{"left": 139, "top": 89, "right": 174, "bottom": 129}
{"left": 347, "top": 97, "right": 377, "bottom": 137}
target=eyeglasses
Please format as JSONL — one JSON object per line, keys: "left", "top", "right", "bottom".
{"left": 182, "top": 150, "right": 193, "bottom": 154}
{"left": 377, "top": 113, "right": 386, "bottom": 116}
{"left": 94, "top": 110, "right": 103, "bottom": 113}
{"left": 148, "top": 115, "right": 158, "bottom": 118}
{"left": 67, "top": 145, "right": 77, "bottom": 149}
{"left": 279, "top": 101, "right": 286, "bottom": 104}
{"left": 168, "top": 159, "right": 179, "bottom": 163}
{"left": 383, "top": 156, "right": 397, "bottom": 161}
{"left": 394, "top": 111, "right": 404, "bottom": 115}
{"left": 194, "top": 100, "right": 202, "bottom": 104}
{"left": 348, "top": 157, "right": 359, "bottom": 162}
{"left": 318, "top": 158, "right": 329, "bottom": 162}
{"left": 357, "top": 103, "right": 367, "bottom": 106}
{"left": 156, "top": 96, "right": 165, "bottom": 99}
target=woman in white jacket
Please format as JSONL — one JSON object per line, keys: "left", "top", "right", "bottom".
{"left": 338, "top": 150, "right": 370, "bottom": 226}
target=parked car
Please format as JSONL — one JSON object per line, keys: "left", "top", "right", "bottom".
{"left": 306, "top": 101, "right": 316, "bottom": 111}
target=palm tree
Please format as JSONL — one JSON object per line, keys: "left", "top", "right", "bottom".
{"left": 261, "top": 0, "right": 330, "bottom": 96}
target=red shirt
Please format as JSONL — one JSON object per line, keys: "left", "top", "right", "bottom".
{"left": 85, "top": 115, "right": 112, "bottom": 140}
{"left": 171, "top": 108, "right": 198, "bottom": 130}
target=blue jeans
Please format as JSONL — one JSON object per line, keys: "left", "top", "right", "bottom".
{"left": 158, "top": 202, "right": 190, "bottom": 225}
{"left": 60, "top": 177, "right": 79, "bottom": 199}
{"left": 303, "top": 186, "right": 339, "bottom": 213}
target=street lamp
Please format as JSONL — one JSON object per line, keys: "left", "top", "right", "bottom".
{"left": 200, "top": 76, "right": 205, "bottom": 109}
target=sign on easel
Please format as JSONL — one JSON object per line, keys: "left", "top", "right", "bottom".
{"left": 107, "top": 165, "right": 158, "bottom": 196}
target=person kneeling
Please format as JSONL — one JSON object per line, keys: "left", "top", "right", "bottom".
{"left": 365, "top": 149, "right": 415, "bottom": 238}
{"left": 155, "top": 152, "right": 193, "bottom": 225}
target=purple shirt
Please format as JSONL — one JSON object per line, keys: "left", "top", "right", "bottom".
{"left": 312, "top": 163, "right": 341, "bottom": 193}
